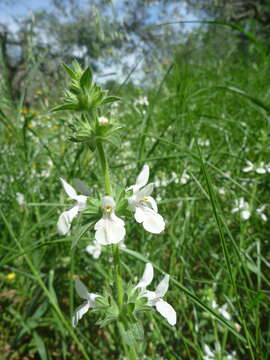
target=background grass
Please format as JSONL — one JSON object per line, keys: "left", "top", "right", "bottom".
{"left": 1, "top": 25, "right": 270, "bottom": 360}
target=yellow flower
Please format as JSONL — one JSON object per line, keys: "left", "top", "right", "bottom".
{"left": 30, "top": 110, "right": 40, "bottom": 115}
{"left": 48, "top": 125, "right": 59, "bottom": 131}
{"left": 6, "top": 272, "right": 16, "bottom": 280}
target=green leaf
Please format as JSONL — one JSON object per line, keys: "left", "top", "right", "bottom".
{"left": 33, "top": 331, "right": 48, "bottom": 360}
{"left": 62, "top": 63, "right": 77, "bottom": 79}
{"left": 80, "top": 67, "right": 92, "bottom": 87}
{"left": 101, "top": 96, "right": 121, "bottom": 105}
{"left": 215, "top": 86, "right": 270, "bottom": 113}
{"left": 51, "top": 104, "right": 78, "bottom": 112}
{"left": 71, "top": 221, "right": 93, "bottom": 249}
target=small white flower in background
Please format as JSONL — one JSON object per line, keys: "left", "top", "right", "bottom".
{"left": 135, "top": 263, "right": 176, "bottom": 326}
{"left": 265, "top": 163, "right": 270, "bottom": 173}
{"left": 94, "top": 196, "right": 126, "bottom": 245}
{"left": 98, "top": 116, "right": 109, "bottom": 126}
{"left": 211, "top": 300, "right": 232, "bottom": 321}
{"left": 57, "top": 178, "right": 88, "bottom": 236}
{"left": 135, "top": 96, "right": 149, "bottom": 107}
{"left": 242, "top": 160, "right": 266, "bottom": 174}
{"left": 231, "top": 198, "right": 251, "bottom": 220}
{"left": 218, "top": 187, "right": 226, "bottom": 195}
{"left": 16, "top": 192, "right": 25, "bottom": 206}
{"left": 72, "top": 278, "right": 100, "bottom": 327}
{"left": 256, "top": 205, "right": 267, "bottom": 222}
{"left": 198, "top": 138, "right": 210, "bottom": 147}
{"left": 203, "top": 344, "right": 215, "bottom": 360}
{"left": 128, "top": 165, "right": 165, "bottom": 234}
{"left": 86, "top": 241, "right": 102, "bottom": 259}
{"left": 180, "top": 169, "right": 190, "bottom": 185}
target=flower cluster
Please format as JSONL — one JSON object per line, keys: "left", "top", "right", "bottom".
{"left": 57, "top": 165, "right": 165, "bottom": 243}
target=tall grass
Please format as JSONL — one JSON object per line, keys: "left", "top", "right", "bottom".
{"left": 1, "top": 27, "right": 270, "bottom": 359}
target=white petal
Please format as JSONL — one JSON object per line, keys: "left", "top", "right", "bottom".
{"left": 102, "top": 196, "right": 115, "bottom": 210}
{"left": 57, "top": 206, "right": 79, "bottom": 235}
{"left": 135, "top": 165, "right": 149, "bottom": 189}
{"left": 256, "top": 167, "right": 266, "bottom": 174}
{"left": 155, "top": 299, "right": 176, "bottom": 326}
{"left": 242, "top": 166, "right": 253, "bottom": 173}
{"left": 147, "top": 196, "right": 158, "bottom": 212}
{"left": 134, "top": 206, "right": 145, "bottom": 223}
{"left": 141, "top": 208, "right": 165, "bottom": 234}
{"left": 155, "top": 274, "right": 169, "bottom": 298}
{"left": 241, "top": 210, "right": 250, "bottom": 220}
{"left": 60, "top": 178, "right": 77, "bottom": 199}
{"left": 95, "top": 218, "right": 125, "bottom": 245}
{"left": 136, "top": 183, "right": 154, "bottom": 200}
{"left": 110, "top": 212, "right": 125, "bottom": 227}
{"left": 72, "top": 301, "right": 90, "bottom": 327}
{"left": 135, "top": 263, "right": 154, "bottom": 290}
{"left": 76, "top": 195, "right": 88, "bottom": 211}
{"left": 86, "top": 243, "right": 102, "bottom": 259}
{"left": 75, "top": 278, "right": 90, "bottom": 300}
{"left": 260, "top": 213, "right": 267, "bottom": 222}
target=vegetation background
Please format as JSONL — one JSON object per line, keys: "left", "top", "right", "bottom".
{"left": 1, "top": 0, "right": 270, "bottom": 359}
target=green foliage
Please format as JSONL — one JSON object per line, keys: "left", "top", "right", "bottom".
{"left": 1, "top": 23, "right": 270, "bottom": 360}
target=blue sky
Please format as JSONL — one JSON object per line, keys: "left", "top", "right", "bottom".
{"left": 0, "top": 0, "right": 200, "bottom": 83}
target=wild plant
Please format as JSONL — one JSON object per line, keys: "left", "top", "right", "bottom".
{"left": 53, "top": 61, "right": 176, "bottom": 359}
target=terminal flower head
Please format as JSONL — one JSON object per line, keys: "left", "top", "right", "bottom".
{"left": 57, "top": 178, "right": 87, "bottom": 236}
{"left": 135, "top": 263, "right": 176, "bottom": 326}
{"left": 72, "top": 278, "right": 100, "bottom": 327}
{"left": 128, "top": 165, "right": 165, "bottom": 234}
{"left": 94, "top": 196, "right": 125, "bottom": 245}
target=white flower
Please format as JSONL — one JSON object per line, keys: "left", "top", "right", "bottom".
{"left": 265, "top": 163, "right": 270, "bottom": 173}
{"left": 135, "top": 263, "right": 176, "bottom": 326}
{"left": 242, "top": 160, "right": 266, "bottom": 174}
{"left": 72, "top": 278, "right": 100, "bottom": 327}
{"left": 94, "top": 196, "right": 125, "bottom": 245}
{"left": 135, "top": 96, "right": 149, "bottom": 107}
{"left": 203, "top": 344, "right": 215, "bottom": 360}
{"left": 198, "top": 138, "right": 210, "bottom": 146}
{"left": 98, "top": 116, "right": 109, "bottom": 126}
{"left": 180, "top": 170, "right": 190, "bottom": 185}
{"left": 128, "top": 165, "right": 165, "bottom": 234}
{"left": 218, "top": 187, "right": 226, "bottom": 195}
{"left": 16, "top": 192, "right": 25, "bottom": 206}
{"left": 86, "top": 241, "right": 102, "bottom": 259}
{"left": 256, "top": 205, "right": 267, "bottom": 222}
{"left": 57, "top": 178, "right": 87, "bottom": 236}
{"left": 212, "top": 300, "right": 232, "bottom": 320}
{"left": 231, "top": 198, "right": 251, "bottom": 220}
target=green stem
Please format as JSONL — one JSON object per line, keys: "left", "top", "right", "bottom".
{"left": 96, "top": 141, "right": 112, "bottom": 195}
{"left": 96, "top": 141, "right": 123, "bottom": 308}
{"left": 113, "top": 244, "right": 123, "bottom": 308}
